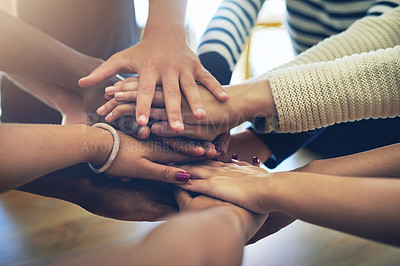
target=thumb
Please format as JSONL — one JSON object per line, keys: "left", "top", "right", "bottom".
{"left": 79, "top": 56, "right": 124, "bottom": 88}
{"left": 139, "top": 160, "right": 192, "bottom": 185}
{"left": 174, "top": 188, "right": 193, "bottom": 211}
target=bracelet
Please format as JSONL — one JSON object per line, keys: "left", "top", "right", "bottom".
{"left": 88, "top": 123, "right": 121, "bottom": 174}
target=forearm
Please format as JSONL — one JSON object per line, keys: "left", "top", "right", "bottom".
{"left": 145, "top": 0, "right": 187, "bottom": 40}
{"left": 6, "top": 73, "right": 83, "bottom": 115}
{"left": 266, "top": 172, "right": 400, "bottom": 245}
{"left": 0, "top": 124, "right": 111, "bottom": 192}
{"left": 299, "top": 143, "right": 400, "bottom": 177}
{"left": 17, "top": 165, "right": 178, "bottom": 221}
{"left": 135, "top": 207, "right": 246, "bottom": 266}
{"left": 0, "top": 10, "right": 102, "bottom": 93}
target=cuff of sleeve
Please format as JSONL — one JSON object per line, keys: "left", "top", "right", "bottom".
{"left": 249, "top": 127, "right": 325, "bottom": 168}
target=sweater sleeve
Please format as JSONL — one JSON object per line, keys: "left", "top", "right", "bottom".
{"left": 251, "top": 7, "right": 400, "bottom": 133}
{"left": 268, "top": 46, "right": 400, "bottom": 133}
{"left": 271, "top": 7, "right": 400, "bottom": 71}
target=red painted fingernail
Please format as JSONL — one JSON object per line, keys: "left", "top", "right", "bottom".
{"left": 231, "top": 154, "right": 239, "bottom": 160}
{"left": 176, "top": 171, "right": 190, "bottom": 182}
{"left": 252, "top": 156, "right": 260, "bottom": 166}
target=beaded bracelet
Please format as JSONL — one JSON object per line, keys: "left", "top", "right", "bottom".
{"left": 88, "top": 123, "right": 121, "bottom": 174}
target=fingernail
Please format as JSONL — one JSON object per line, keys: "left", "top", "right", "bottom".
{"left": 231, "top": 154, "right": 239, "bottom": 160}
{"left": 97, "top": 106, "right": 106, "bottom": 115}
{"left": 174, "top": 120, "right": 183, "bottom": 129}
{"left": 115, "top": 92, "right": 124, "bottom": 99}
{"left": 137, "top": 126, "right": 147, "bottom": 137}
{"left": 196, "top": 108, "right": 206, "bottom": 117}
{"left": 105, "top": 86, "right": 115, "bottom": 94}
{"left": 152, "top": 124, "right": 164, "bottom": 134}
{"left": 173, "top": 120, "right": 183, "bottom": 130}
{"left": 176, "top": 171, "right": 190, "bottom": 182}
{"left": 138, "top": 114, "right": 147, "bottom": 124}
{"left": 252, "top": 156, "right": 260, "bottom": 166}
{"left": 105, "top": 113, "right": 113, "bottom": 121}
{"left": 220, "top": 91, "right": 229, "bottom": 99}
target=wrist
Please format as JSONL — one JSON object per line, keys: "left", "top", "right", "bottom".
{"left": 261, "top": 172, "right": 287, "bottom": 213}
{"left": 226, "top": 80, "right": 276, "bottom": 123}
{"left": 83, "top": 125, "right": 114, "bottom": 166}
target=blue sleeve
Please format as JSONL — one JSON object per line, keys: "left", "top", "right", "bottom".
{"left": 249, "top": 128, "right": 325, "bottom": 168}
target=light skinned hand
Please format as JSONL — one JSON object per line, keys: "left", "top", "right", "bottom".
{"left": 174, "top": 188, "right": 267, "bottom": 242}
{"left": 103, "top": 132, "right": 210, "bottom": 185}
{"left": 97, "top": 77, "right": 239, "bottom": 140}
{"left": 179, "top": 160, "right": 271, "bottom": 214}
{"left": 79, "top": 37, "right": 228, "bottom": 132}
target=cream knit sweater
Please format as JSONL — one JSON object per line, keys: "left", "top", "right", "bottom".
{"left": 253, "top": 7, "right": 400, "bottom": 133}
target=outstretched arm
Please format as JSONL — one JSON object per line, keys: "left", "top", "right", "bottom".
{"left": 0, "top": 123, "right": 200, "bottom": 193}
{"left": 180, "top": 143, "right": 400, "bottom": 246}
{"left": 0, "top": 9, "right": 101, "bottom": 92}
{"left": 60, "top": 190, "right": 266, "bottom": 266}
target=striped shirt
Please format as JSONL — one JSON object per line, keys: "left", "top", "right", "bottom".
{"left": 286, "top": 0, "right": 400, "bottom": 53}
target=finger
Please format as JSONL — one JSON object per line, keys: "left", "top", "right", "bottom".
{"left": 111, "top": 116, "right": 151, "bottom": 140}
{"left": 180, "top": 72, "right": 206, "bottom": 120}
{"left": 105, "top": 78, "right": 139, "bottom": 98}
{"left": 104, "top": 92, "right": 114, "bottom": 101}
{"left": 105, "top": 86, "right": 116, "bottom": 98}
{"left": 151, "top": 121, "right": 218, "bottom": 141}
{"left": 214, "top": 133, "right": 231, "bottom": 155}
{"left": 115, "top": 91, "right": 165, "bottom": 107}
{"left": 174, "top": 188, "right": 193, "bottom": 210}
{"left": 252, "top": 156, "right": 261, "bottom": 167}
{"left": 79, "top": 54, "right": 127, "bottom": 88}
{"left": 135, "top": 69, "right": 158, "bottom": 126}
{"left": 97, "top": 98, "right": 122, "bottom": 116}
{"left": 161, "top": 72, "right": 184, "bottom": 132}
{"left": 157, "top": 137, "right": 206, "bottom": 157}
{"left": 196, "top": 67, "right": 228, "bottom": 101}
{"left": 230, "top": 159, "right": 251, "bottom": 167}
{"left": 137, "top": 160, "right": 191, "bottom": 184}
{"left": 199, "top": 142, "right": 218, "bottom": 159}
{"left": 105, "top": 104, "right": 136, "bottom": 122}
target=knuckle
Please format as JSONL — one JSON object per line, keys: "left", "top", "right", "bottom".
{"left": 139, "top": 82, "right": 155, "bottom": 94}
{"left": 161, "top": 167, "right": 172, "bottom": 183}
{"left": 164, "top": 87, "right": 181, "bottom": 96}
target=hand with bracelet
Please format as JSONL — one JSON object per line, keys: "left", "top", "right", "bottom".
{"left": 0, "top": 123, "right": 210, "bottom": 194}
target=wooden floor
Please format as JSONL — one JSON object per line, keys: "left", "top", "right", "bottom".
{"left": 1, "top": 150, "right": 399, "bottom": 265}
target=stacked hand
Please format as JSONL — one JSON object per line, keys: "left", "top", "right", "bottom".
{"left": 79, "top": 34, "right": 228, "bottom": 132}
{"left": 96, "top": 77, "right": 247, "bottom": 142}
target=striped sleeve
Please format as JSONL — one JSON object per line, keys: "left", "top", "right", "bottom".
{"left": 285, "top": 0, "right": 399, "bottom": 54}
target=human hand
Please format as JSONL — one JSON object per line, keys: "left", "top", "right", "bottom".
{"left": 101, "top": 132, "right": 212, "bottom": 185}
{"left": 18, "top": 164, "right": 178, "bottom": 221}
{"left": 216, "top": 129, "right": 272, "bottom": 164}
{"left": 175, "top": 188, "right": 267, "bottom": 242}
{"left": 98, "top": 77, "right": 242, "bottom": 141}
{"left": 80, "top": 76, "right": 151, "bottom": 139}
{"left": 78, "top": 38, "right": 228, "bottom": 132}
{"left": 179, "top": 160, "right": 271, "bottom": 214}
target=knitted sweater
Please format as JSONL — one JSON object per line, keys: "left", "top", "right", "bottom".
{"left": 253, "top": 7, "right": 400, "bottom": 133}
